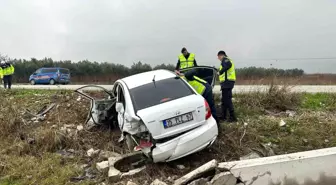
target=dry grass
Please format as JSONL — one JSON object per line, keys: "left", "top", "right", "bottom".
{"left": 0, "top": 88, "right": 336, "bottom": 184}
{"left": 236, "top": 74, "right": 336, "bottom": 85}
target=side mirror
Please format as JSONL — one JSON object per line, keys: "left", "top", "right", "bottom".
{"left": 116, "top": 102, "right": 124, "bottom": 113}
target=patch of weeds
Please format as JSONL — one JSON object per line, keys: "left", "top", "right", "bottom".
{"left": 301, "top": 93, "right": 336, "bottom": 111}
{"left": 0, "top": 153, "right": 86, "bottom": 185}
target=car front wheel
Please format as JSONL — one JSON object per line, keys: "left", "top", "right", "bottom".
{"left": 49, "top": 79, "right": 55, "bottom": 85}
{"left": 30, "top": 80, "right": 36, "bottom": 85}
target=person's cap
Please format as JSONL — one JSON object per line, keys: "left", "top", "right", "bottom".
{"left": 217, "top": 50, "right": 226, "bottom": 56}
{"left": 181, "top": 47, "right": 187, "bottom": 53}
{"left": 0, "top": 60, "right": 5, "bottom": 64}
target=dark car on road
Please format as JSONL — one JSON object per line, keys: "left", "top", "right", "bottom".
{"left": 29, "top": 67, "right": 71, "bottom": 85}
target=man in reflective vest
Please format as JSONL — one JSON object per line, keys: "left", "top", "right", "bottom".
{"left": 217, "top": 50, "right": 237, "bottom": 122}
{"left": 0, "top": 60, "right": 15, "bottom": 89}
{"left": 175, "top": 47, "right": 197, "bottom": 75}
{"left": 182, "top": 69, "right": 218, "bottom": 122}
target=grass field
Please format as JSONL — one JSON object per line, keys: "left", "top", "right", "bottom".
{"left": 0, "top": 87, "right": 335, "bottom": 185}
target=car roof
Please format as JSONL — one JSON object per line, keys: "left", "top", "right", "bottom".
{"left": 120, "top": 69, "right": 177, "bottom": 89}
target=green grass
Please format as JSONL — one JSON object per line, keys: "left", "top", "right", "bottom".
{"left": 301, "top": 93, "right": 336, "bottom": 111}
{"left": 0, "top": 153, "right": 88, "bottom": 185}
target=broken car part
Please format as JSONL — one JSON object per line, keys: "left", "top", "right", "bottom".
{"left": 74, "top": 85, "right": 117, "bottom": 128}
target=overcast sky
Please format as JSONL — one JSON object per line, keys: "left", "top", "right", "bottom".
{"left": 0, "top": 0, "right": 336, "bottom": 73}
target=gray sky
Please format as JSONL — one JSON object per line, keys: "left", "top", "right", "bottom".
{"left": 0, "top": 0, "right": 336, "bottom": 73}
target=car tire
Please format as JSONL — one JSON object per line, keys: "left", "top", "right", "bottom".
{"left": 125, "top": 134, "right": 136, "bottom": 152}
{"left": 49, "top": 79, "right": 55, "bottom": 85}
{"left": 30, "top": 80, "right": 36, "bottom": 85}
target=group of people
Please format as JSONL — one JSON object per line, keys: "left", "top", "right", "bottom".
{"left": 175, "top": 47, "right": 237, "bottom": 123}
{"left": 0, "top": 60, "right": 15, "bottom": 89}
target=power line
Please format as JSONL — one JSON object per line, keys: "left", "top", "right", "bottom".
{"left": 235, "top": 57, "right": 336, "bottom": 61}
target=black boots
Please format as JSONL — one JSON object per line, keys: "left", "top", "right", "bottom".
{"left": 221, "top": 110, "right": 237, "bottom": 123}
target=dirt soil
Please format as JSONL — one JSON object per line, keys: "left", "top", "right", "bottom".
{"left": 0, "top": 89, "right": 336, "bottom": 185}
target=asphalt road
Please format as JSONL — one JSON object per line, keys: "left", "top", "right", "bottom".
{"left": 4, "top": 84, "right": 336, "bottom": 93}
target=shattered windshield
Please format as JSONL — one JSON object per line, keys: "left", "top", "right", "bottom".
{"left": 129, "top": 77, "right": 194, "bottom": 111}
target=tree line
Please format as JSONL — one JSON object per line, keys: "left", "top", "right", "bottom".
{"left": 4, "top": 57, "right": 304, "bottom": 83}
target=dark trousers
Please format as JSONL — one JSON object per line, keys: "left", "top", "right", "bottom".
{"left": 3, "top": 75, "right": 12, "bottom": 89}
{"left": 221, "top": 88, "right": 235, "bottom": 119}
{"left": 204, "top": 88, "right": 217, "bottom": 121}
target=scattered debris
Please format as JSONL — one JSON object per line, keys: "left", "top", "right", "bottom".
{"left": 99, "top": 150, "right": 121, "bottom": 161}
{"left": 120, "top": 166, "right": 146, "bottom": 178}
{"left": 303, "top": 138, "right": 308, "bottom": 143}
{"left": 77, "top": 125, "right": 84, "bottom": 131}
{"left": 174, "top": 159, "right": 218, "bottom": 185}
{"left": 64, "top": 124, "right": 76, "bottom": 128}
{"left": 77, "top": 96, "right": 82, "bottom": 101}
{"left": 56, "top": 149, "right": 76, "bottom": 159}
{"left": 264, "top": 110, "right": 286, "bottom": 117}
{"left": 27, "top": 138, "right": 35, "bottom": 144}
{"left": 80, "top": 164, "right": 90, "bottom": 169}
{"left": 260, "top": 143, "right": 276, "bottom": 156}
{"left": 127, "top": 181, "right": 138, "bottom": 185}
{"left": 210, "top": 172, "right": 237, "bottom": 185}
{"left": 187, "top": 178, "right": 210, "bottom": 185}
{"left": 70, "top": 168, "right": 97, "bottom": 182}
{"left": 108, "top": 167, "right": 122, "bottom": 182}
{"left": 96, "top": 161, "right": 109, "bottom": 172}
{"left": 240, "top": 152, "right": 262, "bottom": 160}
{"left": 325, "top": 139, "right": 330, "bottom": 143}
{"left": 150, "top": 179, "right": 168, "bottom": 185}
{"left": 177, "top": 165, "right": 186, "bottom": 170}
{"left": 108, "top": 152, "right": 147, "bottom": 182}
{"left": 87, "top": 148, "right": 100, "bottom": 157}
{"left": 279, "top": 119, "right": 286, "bottom": 127}
{"left": 286, "top": 110, "right": 296, "bottom": 117}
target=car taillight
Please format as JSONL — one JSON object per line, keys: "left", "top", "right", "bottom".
{"left": 205, "top": 99, "right": 212, "bottom": 120}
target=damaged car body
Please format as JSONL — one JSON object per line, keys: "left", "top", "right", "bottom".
{"left": 75, "top": 66, "right": 219, "bottom": 163}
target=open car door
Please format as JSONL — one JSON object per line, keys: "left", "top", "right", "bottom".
{"left": 179, "top": 66, "right": 218, "bottom": 89}
{"left": 74, "top": 85, "right": 118, "bottom": 129}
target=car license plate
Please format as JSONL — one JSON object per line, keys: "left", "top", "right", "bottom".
{"left": 163, "top": 112, "right": 193, "bottom": 129}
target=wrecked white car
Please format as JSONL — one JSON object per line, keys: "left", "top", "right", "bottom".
{"left": 75, "top": 66, "right": 218, "bottom": 162}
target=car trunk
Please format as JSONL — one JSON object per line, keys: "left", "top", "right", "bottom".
{"left": 136, "top": 94, "right": 206, "bottom": 140}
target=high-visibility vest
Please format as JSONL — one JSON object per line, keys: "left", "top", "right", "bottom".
{"left": 182, "top": 75, "right": 207, "bottom": 95}
{"left": 219, "top": 57, "right": 236, "bottom": 82}
{"left": 179, "top": 53, "right": 195, "bottom": 69}
{"left": 2, "top": 64, "right": 15, "bottom": 76}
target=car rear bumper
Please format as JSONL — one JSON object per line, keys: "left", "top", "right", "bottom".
{"left": 151, "top": 116, "right": 218, "bottom": 162}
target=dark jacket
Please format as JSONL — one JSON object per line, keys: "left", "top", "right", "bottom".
{"left": 175, "top": 53, "right": 198, "bottom": 70}
{"left": 218, "top": 57, "right": 235, "bottom": 89}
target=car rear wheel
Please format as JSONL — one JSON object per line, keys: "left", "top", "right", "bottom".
{"left": 30, "top": 80, "right": 36, "bottom": 85}
{"left": 49, "top": 79, "right": 55, "bottom": 85}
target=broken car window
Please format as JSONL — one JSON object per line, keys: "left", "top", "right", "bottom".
{"left": 129, "top": 77, "right": 194, "bottom": 111}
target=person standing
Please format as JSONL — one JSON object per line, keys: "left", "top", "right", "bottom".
{"left": 217, "top": 50, "right": 237, "bottom": 122}
{"left": 0, "top": 60, "right": 15, "bottom": 89}
{"left": 175, "top": 47, "right": 197, "bottom": 74}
